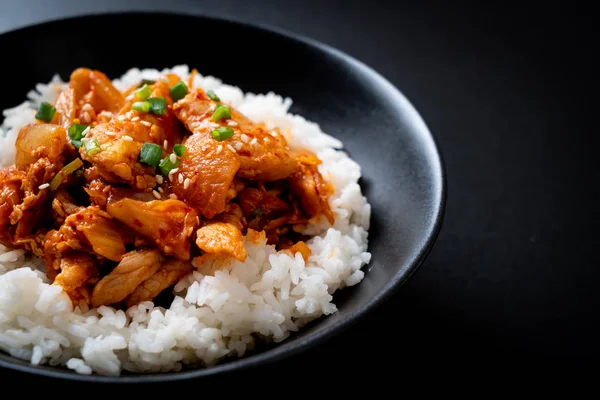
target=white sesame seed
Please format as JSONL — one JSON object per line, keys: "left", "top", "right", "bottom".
{"left": 81, "top": 103, "right": 93, "bottom": 112}
{"left": 269, "top": 131, "right": 278, "bottom": 138}
{"left": 263, "top": 137, "right": 270, "bottom": 144}
{"left": 240, "top": 134, "right": 250, "bottom": 143}
{"left": 183, "top": 178, "right": 190, "bottom": 190}
{"left": 38, "top": 183, "right": 49, "bottom": 190}
{"left": 163, "top": 140, "right": 168, "bottom": 150}
{"left": 158, "top": 187, "right": 164, "bottom": 193}
{"left": 227, "top": 144, "right": 236, "bottom": 153}
{"left": 169, "top": 168, "right": 179, "bottom": 175}
{"left": 234, "top": 142, "right": 243, "bottom": 151}
{"left": 178, "top": 173, "right": 183, "bottom": 184}
{"left": 117, "top": 115, "right": 125, "bottom": 122}
{"left": 168, "top": 174, "right": 173, "bottom": 182}
{"left": 122, "top": 135, "right": 133, "bottom": 142}
{"left": 126, "top": 111, "right": 133, "bottom": 118}
{"left": 126, "top": 94, "right": 135, "bottom": 101}
{"left": 216, "top": 145, "right": 223, "bottom": 154}
{"left": 152, "top": 190, "right": 161, "bottom": 199}
{"left": 81, "top": 137, "right": 90, "bottom": 143}
{"left": 195, "top": 216, "right": 200, "bottom": 225}
{"left": 156, "top": 175, "right": 164, "bottom": 184}
{"left": 140, "top": 121, "right": 152, "bottom": 127}
{"left": 169, "top": 153, "right": 177, "bottom": 164}
{"left": 169, "top": 193, "right": 178, "bottom": 200}
{"left": 81, "top": 126, "right": 91, "bottom": 136}
{"left": 227, "top": 120, "right": 238, "bottom": 127}
{"left": 250, "top": 138, "right": 258, "bottom": 146}
{"left": 81, "top": 112, "right": 91, "bottom": 124}
{"left": 131, "top": 116, "right": 140, "bottom": 122}
{"left": 209, "top": 103, "right": 216, "bottom": 111}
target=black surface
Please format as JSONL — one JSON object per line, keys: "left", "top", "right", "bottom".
{"left": 0, "top": 13, "right": 444, "bottom": 381}
{"left": 0, "top": 0, "right": 597, "bottom": 386}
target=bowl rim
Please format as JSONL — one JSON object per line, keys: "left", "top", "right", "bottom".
{"left": 0, "top": 10, "right": 447, "bottom": 382}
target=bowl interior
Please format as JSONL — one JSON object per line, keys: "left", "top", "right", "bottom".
{"left": 0, "top": 12, "right": 445, "bottom": 381}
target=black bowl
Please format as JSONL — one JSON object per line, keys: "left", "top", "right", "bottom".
{"left": 0, "top": 12, "right": 446, "bottom": 382}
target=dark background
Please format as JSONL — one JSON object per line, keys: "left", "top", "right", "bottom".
{"left": 0, "top": 0, "right": 598, "bottom": 384}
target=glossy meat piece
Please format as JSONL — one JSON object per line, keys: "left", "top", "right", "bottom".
{"left": 0, "top": 168, "right": 25, "bottom": 242}
{"left": 91, "top": 249, "right": 163, "bottom": 307}
{"left": 288, "top": 163, "right": 334, "bottom": 224}
{"left": 84, "top": 179, "right": 157, "bottom": 208}
{"left": 171, "top": 133, "right": 240, "bottom": 218}
{"left": 52, "top": 206, "right": 128, "bottom": 262}
{"left": 125, "top": 258, "right": 193, "bottom": 307}
{"left": 238, "top": 187, "right": 291, "bottom": 232}
{"left": 173, "top": 90, "right": 298, "bottom": 181}
{"left": 107, "top": 198, "right": 198, "bottom": 260}
{"left": 117, "top": 80, "right": 183, "bottom": 152}
{"left": 195, "top": 222, "right": 247, "bottom": 262}
{"left": 53, "top": 88, "right": 76, "bottom": 128}
{"left": 12, "top": 232, "right": 46, "bottom": 258}
{"left": 15, "top": 124, "right": 67, "bottom": 168}
{"left": 54, "top": 253, "right": 99, "bottom": 307}
{"left": 79, "top": 122, "right": 156, "bottom": 189}
{"left": 10, "top": 158, "right": 59, "bottom": 240}
{"left": 51, "top": 188, "right": 83, "bottom": 225}
{"left": 69, "top": 68, "right": 123, "bottom": 113}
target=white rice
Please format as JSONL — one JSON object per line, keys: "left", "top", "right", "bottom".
{"left": 0, "top": 65, "right": 371, "bottom": 376}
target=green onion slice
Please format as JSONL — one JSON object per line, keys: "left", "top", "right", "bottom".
{"left": 49, "top": 158, "right": 83, "bottom": 191}
{"left": 132, "top": 101, "right": 151, "bottom": 113}
{"left": 158, "top": 154, "right": 180, "bottom": 175}
{"left": 139, "top": 142, "right": 163, "bottom": 166}
{"left": 68, "top": 123, "right": 89, "bottom": 141}
{"left": 207, "top": 90, "right": 220, "bottom": 102}
{"left": 135, "top": 84, "right": 152, "bottom": 100}
{"left": 173, "top": 144, "right": 186, "bottom": 156}
{"left": 148, "top": 97, "right": 167, "bottom": 115}
{"left": 84, "top": 138, "right": 102, "bottom": 156}
{"left": 35, "top": 102, "right": 56, "bottom": 122}
{"left": 169, "top": 82, "right": 189, "bottom": 101}
{"left": 71, "top": 140, "right": 82, "bottom": 150}
{"left": 211, "top": 104, "right": 231, "bottom": 122}
{"left": 211, "top": 126, "right": 235, "bottom": 141}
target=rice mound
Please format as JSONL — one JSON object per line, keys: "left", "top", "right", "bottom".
{"left": 0, "top": 65, "right": 371, "bottom": 376}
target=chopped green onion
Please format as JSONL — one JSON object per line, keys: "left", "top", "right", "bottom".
{"left": 158, "top": 154, "right": 180, "bottom": 175}
{"left": 211, "top": 126, "right": 235, "bottom": 141}
{"left": 148, "top": 97, "right": 166, "bottom": 115}
{"left": 138, "top": 79, "right": 155, "bottom": 87}
{"left": 173, "top": 144, "right": 186, "bottom": 156}
{"left": 135, "top": 84, "right": 152, "bottom": 100}
{"left": 68, "top": 123, "right": 89, "bottom": 140}
{"left": 207, "top": 90, "right": 220, "bottom": 102}
{"left": 211, "top": 104, "right": 231, "bottom": 122}
{"left": 49, "top": 158, "right": 83, "bottom": 191}
{"left": 84, "top": 138, "right": 102, "bottom": 156}
{"left": 35, "top": 102, "right": 56, "bottom": 122}
{"left": 132, "top": 101, "right": 151, "bottom": 113}
{"left": 71, "top": 140, "right": 82, "bottom": 150}
{"left": 169, "top": 82, "right": 189, "bottom": 101}
{"left": 139, "top": 143, "right": 163, "bottom": 166}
